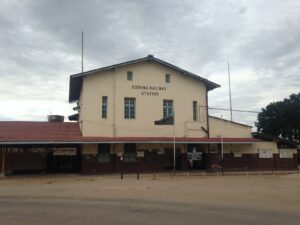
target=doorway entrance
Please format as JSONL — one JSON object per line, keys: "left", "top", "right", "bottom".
{"left": 47, "top": 147, "right": 81, "bottom": 173}
{"left": 164, "top": 148, "right": 182, "bottom": 170}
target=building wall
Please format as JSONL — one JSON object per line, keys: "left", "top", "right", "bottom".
{"left": 79, "top": 61, "right": 208, "bottom": 137}
{"left": 222, "top": 141, "right": 278, "bottom": 154}
{"left": 209, "top": 116, "right": 252, "bottom": 138}
{"left": 81, "top": 143, "right": 187, "bottom": 174}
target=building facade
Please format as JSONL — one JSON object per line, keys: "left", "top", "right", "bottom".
{"left": 0, "top": 55, "right": 298, "bottom": 175}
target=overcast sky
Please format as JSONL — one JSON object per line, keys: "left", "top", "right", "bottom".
{"left": 0, "top": 0, "right": 299, "bottom": 127}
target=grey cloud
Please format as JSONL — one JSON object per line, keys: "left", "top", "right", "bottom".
{"left": 0, "top": 0, "right": 299, "bottom": 125}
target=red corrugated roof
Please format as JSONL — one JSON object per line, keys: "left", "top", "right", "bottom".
{"left": 0, "top": 121, "right": 82, "bottom": 142}
{"left": 0, "top": 121, "right": 261, "bottom": 144}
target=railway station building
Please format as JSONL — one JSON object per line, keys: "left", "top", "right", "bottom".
{"left": 0, "top": 55, "right": 298, "bottom": 175}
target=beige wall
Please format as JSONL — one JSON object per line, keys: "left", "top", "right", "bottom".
{"left": 79, "top": 61, "right": 208, "bottom": 137}
{"left": 209, "top": 116, "right": 252, "bottom": 138}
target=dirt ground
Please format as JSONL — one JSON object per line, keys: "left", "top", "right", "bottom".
{"left": 0, "top": 173, "right": 300, "bottom": 225}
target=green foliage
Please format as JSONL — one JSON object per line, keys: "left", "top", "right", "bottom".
{"left": 255, "top": 92, "right": 300, "bottom": 143}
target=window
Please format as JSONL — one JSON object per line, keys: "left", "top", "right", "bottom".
{"left": 193, "top": 101, "right": 197, "bottom": 121}
{"left": 165, "top": 74, "right": 170, "bottom": 83}
{"left": 102, "top": 96, "right": 107, "bottom": 118}
{"left": 144, "top": 150, "right": 159, "bottom": 163}
{"left": 127, "top": 71, "right": 133, "bottom": 81}
{"left": 124, "top": 97, "right": 135, "bottom": 119}
{"left": 163, "top": 100, "right": 173, "bottom": 118}
{"left": 124, "top": 144, "right": 136, "bottom": 162}
{"left": 97, "top": 144, "right": 110, "bottom": 163}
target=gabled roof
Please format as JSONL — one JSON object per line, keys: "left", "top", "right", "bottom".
{"left": 69, "top": 55, "right": 220, "bottom": 102}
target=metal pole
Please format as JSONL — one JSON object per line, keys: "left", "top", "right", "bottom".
{"left": 221, "top": 115, "right": 224, "bottom": 174}
{"left": 221, "top": 115, "right": 224, "bottom": 159}
{"left": 81, "top": 31, "right": 84, "bottom": 73}
{"left": 227, "top": 59, "right": 233, "bottom": 121}
{"left": 173, "top": 123, "right": 176, "bottom": 175}
{"left": 120, "top": 155, "right": 124, "bottom": 179}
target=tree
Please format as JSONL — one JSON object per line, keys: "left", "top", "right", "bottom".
{"left": 255, "top": 92, "right": 300, "bottom": 143}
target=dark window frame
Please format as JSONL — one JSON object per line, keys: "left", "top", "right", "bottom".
{"left": 165, "top": 74, "right": 171, "bottom": 83}
{"left": 97, "top": 144, "right": 111, "bottom": 163}
{"left": 124, "top": 144, "right": 137, "bottom": 163}
{"left": 102, "top": 96, "right": 108, "bottom": 118}
{"left": 163, "top": 99, "right": 173, "bottom": 118}
{"left": 127, "top": 71, "right": 133, "bottom": 81}
{"left": 124, "top": 97, "right": 136, "bottom": 119}
{"left": 193, "top": 101, "right": 197, "bottom": 121}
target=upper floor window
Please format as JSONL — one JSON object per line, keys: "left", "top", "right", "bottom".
{"left": 102, "top": 96, "right": 108, "bottom": 118}
{"left": 127, "top": 71, "right": 133, "bottom": 81}
{"left": 193, "top": 101, "right": 197, "bottom": 121}
{"left": 165, "top": 74, "right": 171, "bottom": 83}
{"left": 163, "top": 100, "right": 173, "bottom": 118}
{"left": 124, "top": 97, "right": 135, "bottom": 119}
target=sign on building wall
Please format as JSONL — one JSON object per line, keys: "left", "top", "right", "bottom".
{"left": 187, "top": 148, "right": 203, "bottom": 160}
{"left": 279, "top": 149, "right": 295, "bottom": 158}
{"left": 258, "top": 149, "right": 273, "bottom": 158}
{"left": 53, "top": 148, "right": 76, "bottom": 156}
{"left": 233, "top": 151, "right": 242, "bottom": 158}
{"left": 132, "top": 85, "right": 167, "bottom": 96}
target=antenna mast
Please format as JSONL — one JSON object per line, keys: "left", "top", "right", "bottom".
{"left": 81, "top": 31, "right": 84, "bottom": 73}
{"left": 227, "top": 57, "right": 233, "bottom": 121}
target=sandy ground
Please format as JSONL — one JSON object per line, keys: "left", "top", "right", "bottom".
{"left": 0, "top": 173, "right": 300, "bottom": 225}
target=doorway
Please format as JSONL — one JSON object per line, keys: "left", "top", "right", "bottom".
{"left": 164, "top": 148, "right": 182, "bottom": 170}
{"left": 47, "top": 147, "right": 81, "bottom": 173}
